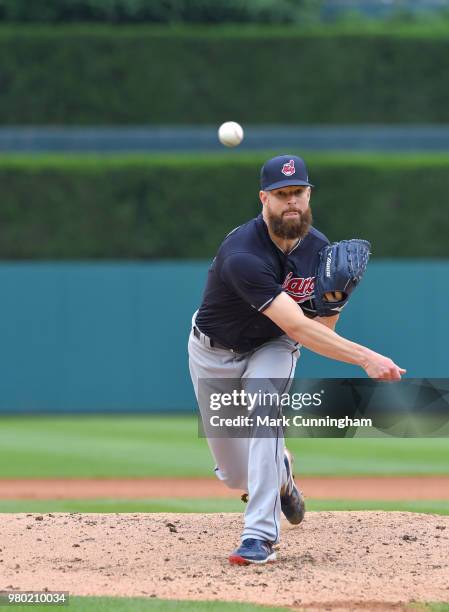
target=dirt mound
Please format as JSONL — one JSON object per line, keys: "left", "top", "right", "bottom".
{"left": 1, "top": 512, "right": 448, "bottom": 610}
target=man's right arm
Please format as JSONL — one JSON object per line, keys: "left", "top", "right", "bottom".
{"left": 264, "top": 292, "right": 405, "bottom": 380}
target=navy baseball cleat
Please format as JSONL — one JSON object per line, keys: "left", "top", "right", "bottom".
{"left": 228, "top": 538, "right": 276, "bottom": 565}
{"left": 281, "top": 448, "right": 306, "bottom": 525}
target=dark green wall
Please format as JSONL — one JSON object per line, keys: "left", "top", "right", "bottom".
{"left": 1, "top": 26, "right": 449, "bottom": 124}
{"left": 0, "top": 153, "right": 448, "bottom": 259}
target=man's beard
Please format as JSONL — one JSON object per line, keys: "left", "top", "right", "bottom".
{"left": 267, "top": 206, "right": 312, "bottom": 240}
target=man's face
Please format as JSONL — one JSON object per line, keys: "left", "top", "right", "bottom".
{"left": 260, "top": 185, "right": 312, "bottom": 240}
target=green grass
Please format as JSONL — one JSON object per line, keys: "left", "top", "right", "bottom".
{"left": 3, "top": 22, "right": 449, "bottom": 39}
{"left": 0, "top": 416, "right": 448, "bottom": 478}
{"left": 3, "top": 595, "right": 449, "bottom": 612}
{"left": 0, "top": 498, "right": 448, "bottom": 515}
{"left": 0, "top": 596, "right": 291, "bottom": 612}
{"left": 308, "top": 499, "right": 449, "bottom": 515}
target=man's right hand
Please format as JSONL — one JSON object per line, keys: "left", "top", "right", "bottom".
{"left": 264, "top": 292, "right": 406, "bottom": 380}
{"left": 361, "top": 349, "right": 406, "bottom": 380}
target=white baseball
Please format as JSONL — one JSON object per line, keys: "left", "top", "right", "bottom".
{"left": 218, "top": 121, "right": 244, "bottom": 147}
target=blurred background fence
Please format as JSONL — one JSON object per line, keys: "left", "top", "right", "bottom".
{"left": 1, "top": 0, "right": 448, "bottom": 412}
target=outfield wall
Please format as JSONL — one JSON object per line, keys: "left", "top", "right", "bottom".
{"left": 0, "top": 261, "right": 446, "bottom": 413}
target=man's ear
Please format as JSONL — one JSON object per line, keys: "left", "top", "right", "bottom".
{"left": 259, "top": 190, "right": 267, "bottom": 206}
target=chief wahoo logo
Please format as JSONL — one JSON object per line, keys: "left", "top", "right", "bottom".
{"left": 281, "top": 159, "right": 296, "bottom": 176}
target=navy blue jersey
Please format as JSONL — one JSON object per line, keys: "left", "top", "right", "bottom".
{"left": 195, "top": 214, "right": 330, "bottom": 353}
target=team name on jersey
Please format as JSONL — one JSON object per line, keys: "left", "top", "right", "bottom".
{"left": 282, "top": 272, "right": 315, "bottom": 303}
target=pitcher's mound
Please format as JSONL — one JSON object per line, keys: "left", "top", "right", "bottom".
{"left": 1, "top": 511, "right": 448, "bottom": 611}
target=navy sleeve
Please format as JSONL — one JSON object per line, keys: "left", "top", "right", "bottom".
{"left": 219, "top": 252, "right": 283, "bottom": 312}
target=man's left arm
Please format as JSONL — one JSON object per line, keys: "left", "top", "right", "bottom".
{"left": 315, "top": 290, "right": 341, "bottom": 330}
{"left": 315, "top": 314, "right": 340, "bottom": 331}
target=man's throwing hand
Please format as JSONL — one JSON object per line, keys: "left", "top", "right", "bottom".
{"left": 361, "top": 349, "right": 406, "bottom": 380}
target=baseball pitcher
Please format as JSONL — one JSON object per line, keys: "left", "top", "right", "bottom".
{"left": 188, "top": 154, "right": 405, "bottom": 565}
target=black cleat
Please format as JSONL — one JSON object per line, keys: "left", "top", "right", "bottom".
{"left": 280, "top": 449, "right": 306, "bottom": 525}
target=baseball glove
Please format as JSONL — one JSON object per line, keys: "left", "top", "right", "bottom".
{"left": 313, "top": 239, "right": 371, "bottom": 316}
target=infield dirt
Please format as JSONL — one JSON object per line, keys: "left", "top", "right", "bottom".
{"left": 1, "top": 475, "right": 448, "bottom": 499}
{"left": 1, "top": 511, "right": 448, "bottom": 611}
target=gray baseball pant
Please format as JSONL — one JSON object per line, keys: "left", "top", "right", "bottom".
{"left": 188, "top": 315, "right": 300, "bottom": 544}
